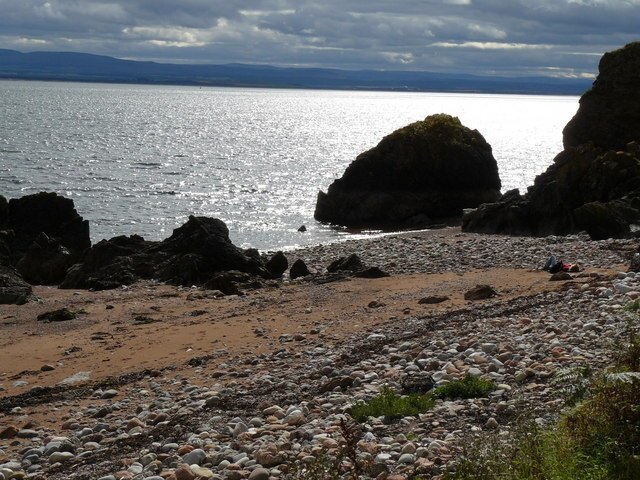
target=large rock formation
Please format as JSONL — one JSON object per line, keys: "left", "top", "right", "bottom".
{"left": 563, "top": 42, "right": 640, "bottom": 150}
{"left": 0, "top": 192, "right": 90, "bottom": 285}
{"left": 61, "top": 216, "right": 271, "bottom": 290}
{"left": 314, "top": 114, "right": 501, "bottom": 228}
{"left": 463, "top": 42, "right": 640, "bottom": 240}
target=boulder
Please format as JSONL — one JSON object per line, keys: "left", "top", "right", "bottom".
{"left": 289, "top": 259, "right": 311, "bottom": 279}
{"left": 464, "top": 284, "right": 497, "bottom": 301}
{"left": 265, "top": 251, "right": 288, "bottom": 278}
{"left": 314, "top": 114, "right": 501, "bottom": 227}
{"left": 464, "top": 42, "right": 640, "bottom": 240}
{"left": 327, "top": 254, "right": 364, "bottom": 273}
{"left": 153, "top": 216, "right": 269, "bottom": 284}
{"left": 0, "top": 266, "right": 32, "bottom": 304}
{"left": 563, "top": 42, "right": 640, "bottom": 150}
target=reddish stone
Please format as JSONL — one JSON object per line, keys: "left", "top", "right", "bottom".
{"left": 0, "top": 425, "right": 19, "bottom": 439}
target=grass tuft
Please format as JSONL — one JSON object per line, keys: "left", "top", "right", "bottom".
{"left": 349, "top": 386, "right": 435, "bottom": 423}
{"left": 434, "top": 375, "right": 495, "bottom": 399}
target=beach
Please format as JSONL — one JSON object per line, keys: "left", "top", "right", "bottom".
{"left": 1, "top": 226, "right": 637, "bottom": 479}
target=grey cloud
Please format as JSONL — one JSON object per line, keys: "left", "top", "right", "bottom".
{"left": 0, "top": 0, "right": 638, "bottom": 77}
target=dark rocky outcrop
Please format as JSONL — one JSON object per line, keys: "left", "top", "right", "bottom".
{"left": 7, "top": 192, "right": 90, "bottom": 261}
{"left": 60, "top": 235, "right": 151, "bottom": 290}
{"left": 314, "top": 114, "right": 501, "bottom": 228}
{"left": 203, "top": 271, "right": 266, "bottom": 296}
{"left": 16, "top": 233, "right": 75, "bottom": 285}
{"left": 327, "top": 254, "right": 365, "bottom": 274}
{"left": 464, "top": 42, "right": 640, "bottom": 240}
{"left": 563, "top": 42, "right": 640, "bottom": 151}
{"left": 463, "top": 143, "right": 640, "bottom": 239}
{"left": 0, "top": 192, "right": 90, "bottom": 284}
{"left": 61, "top": 216, "right": 270, "bottom": 290}
{"left": 354, "top": 266, "right": 390, "bottom": 278}
{"left": 0, "top": 266, "right": 32, "bottom": 305}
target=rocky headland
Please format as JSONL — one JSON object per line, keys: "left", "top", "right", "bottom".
{"left": 463, "top": 41, "right": 640, "bottom": 240}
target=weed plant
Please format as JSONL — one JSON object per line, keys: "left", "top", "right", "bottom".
{"left": 434, "top": 375, "right": 495, "bottom": 399}
{"left": 349, "top": 386, "right": 435, "bottom": 423}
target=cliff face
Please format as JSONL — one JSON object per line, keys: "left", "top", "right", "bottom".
{"left": 563, "top": 41, "right": 640, "bottom": 150}
{"left": 463, "top": 42, "right": 640, "bottom": 240}
{"left": 315, "top": 114, "right": 501, "bottom": 228}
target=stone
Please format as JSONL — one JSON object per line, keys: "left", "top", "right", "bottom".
{"left": 289, "top": 259, "right": 311, "bottom": 279}
{"left": 327, "top": 254, "right": 364, "bottom": 273}
{"left": 485, "top": 417, "right": 499, "bottom": 429}
{"left": 37, "top": 308, "right": 76, "bottom": 322}
{"left": 174, "top": 465, "right": 196, "bottom": 480}
{"left": 283, "top": 410, "right": 305, "bottom": 426}
{"left": 182, "top": 448, "right": 206, "bottom": 466}
{"left": 265, "top": 251, "right": 288, "bottom": 278}
{"left": 248, "top": 468, "right": 270, "bottom": 480}
{"left": 398, "top": 453, "right": 415, "bottom": 464}
{"left": 418, "top": 295, "right": 449, "bottom": 305}
{"left": 0, "top": 426, "right": 19, "bottom": 439}
{"left": 48, "top": 451, "right": 74, "bottom": 463}
{"left": 314, "top": 114, "right": 500, "bottom": 227}
{"left": 190, "top": 465, "right": 215, "bottom": 478}
{"left": 464, "top": 284, "right": 497, "bottom": 301}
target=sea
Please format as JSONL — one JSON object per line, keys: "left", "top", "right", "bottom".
{"left": 0, "top": 80, "right": 580, "bottom": 251}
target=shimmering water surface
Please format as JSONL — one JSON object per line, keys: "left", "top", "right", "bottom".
{"left": 0, "top": 80, "right": 579, "bottom": 250}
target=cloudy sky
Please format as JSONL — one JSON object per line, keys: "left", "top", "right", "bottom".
{"left": 1, "top": 0, "right": 638, "bottom": 78}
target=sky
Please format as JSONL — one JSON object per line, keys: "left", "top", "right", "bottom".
{"left": 0, "top": 0, "right": 638, "bottom": 78}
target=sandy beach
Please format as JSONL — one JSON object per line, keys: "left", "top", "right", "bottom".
{"left": 1, "top": 226, "right": 637, "bottom": 479}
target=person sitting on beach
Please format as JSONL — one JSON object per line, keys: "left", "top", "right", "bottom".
{"left": 543, "top": 255, "right": 571, "bottom": 273}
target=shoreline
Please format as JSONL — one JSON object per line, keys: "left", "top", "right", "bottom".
{"left": 1, "top": 227, "right": 638, "bottom": 479}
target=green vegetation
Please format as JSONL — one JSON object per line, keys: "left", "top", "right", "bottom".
{"left": 445, "top": 321, "right": 640, "bottom": 480}
{"left": 349, "top": 376, "right": 497, "bottom": 424}
{"left": 349, "top": 386, "right": 435, "bottom": 423}
{"left": 434, "top": 375, "right": 496, "bottom": 399}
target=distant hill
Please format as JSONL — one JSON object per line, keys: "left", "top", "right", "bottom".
{"left": 0, "top": 49, "right": 592, "bottom": 95}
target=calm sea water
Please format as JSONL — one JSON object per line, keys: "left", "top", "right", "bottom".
{"left": 0, "top": 80, "right": 579, "bottom": 250}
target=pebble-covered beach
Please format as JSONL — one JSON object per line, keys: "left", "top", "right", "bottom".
{"left": 1, "top": 228, "right": 639, "bottom": 480}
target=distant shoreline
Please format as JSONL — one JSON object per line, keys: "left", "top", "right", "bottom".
{"left": 0, "top": 48, "right": 592, "bottom": 96}
{"left": 0, "top": 75, "right": 585, "bottom": 97}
